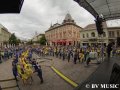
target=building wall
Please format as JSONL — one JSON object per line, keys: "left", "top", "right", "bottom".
{"left": 45, "top": 24, "right": 81, "bottom": 46}
{"left": 80, "top": 27, "right": 120, "bottom": 46}
{"left": 45, "top": 14, "right": 120, "bottom": 47}
{"left": 32, "top": 35, "right": 43, "bottom": 42}
{"left": 0, "top": 27, "right": 11, "bottom": 47}
{"left": 80, "top": 28, "right": 109, "bottom": 46}
{"left": 45, "top": 13, "right": 82, "bottom": 46}
{"left": 107, "top": 27, "right": 120, "bottom": 44}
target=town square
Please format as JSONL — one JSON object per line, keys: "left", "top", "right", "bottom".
{"left": 0, "top": 0, "right": 120, "bottom": 90}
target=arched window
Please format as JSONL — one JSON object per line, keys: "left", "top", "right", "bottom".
{"left": 91, "top": 32, "right": 95, "bottom": 37}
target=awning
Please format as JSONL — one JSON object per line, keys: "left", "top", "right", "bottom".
{"left": 74, "top": 0, "right": 120, "bottom": 20}
{"left": 0, "top": 0, "right": 24, "bottom": 13}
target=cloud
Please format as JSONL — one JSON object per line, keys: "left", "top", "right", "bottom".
{"left": 0, "top": 0, "right": 119, "bottom": 40}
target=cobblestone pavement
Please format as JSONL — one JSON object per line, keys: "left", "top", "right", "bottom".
{"left": 41, "top": 55, "right": 99, "bottom": 84}
{"left": 19, "top": 54, "right": 73, "bottom": 90}
{"left": 0, "top": 54, "right": 99, "bottom": 90}
{"left": 0, "top": 59, "right": 17, "bottom": 90}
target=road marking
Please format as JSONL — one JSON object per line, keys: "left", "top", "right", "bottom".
{"left": 35, "top": 54, "right": 78, "bottom": 87}
{"left": 51, "top": 66, "right": 78, "bottom": 87}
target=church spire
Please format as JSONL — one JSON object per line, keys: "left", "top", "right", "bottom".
{"left": 64, "top": 13, "right": 73, "bottom": 21}
{"left": 62, "top": 13, "right": 75, "bottom": 24}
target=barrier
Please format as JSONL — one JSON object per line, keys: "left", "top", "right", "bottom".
{"left": 0, "top": 78, "right": 20, "bottom": 90}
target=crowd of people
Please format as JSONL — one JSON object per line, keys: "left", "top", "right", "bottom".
{"left": 0, "top": 47, "right": 16, "bottom": 63}
{"left": 33, "top": 42, "right": 120, "bottom": 65}
{"left": 0, "top": 41, "right": 119, "bottom": 87}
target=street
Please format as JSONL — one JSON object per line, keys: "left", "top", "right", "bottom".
{"left": 0, "top": 53, "right": 99, "bottom": 90}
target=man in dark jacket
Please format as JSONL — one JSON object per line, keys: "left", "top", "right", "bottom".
{"left": 31, "top": 59, "right": 43, "bottom": 84}
{"left": 12, "top": 59, "right": 18, "bottom": 81}
{"left": 74, "top": 50, "right": 78, "bottom": 64}
{"left": 107, "top": 42, "right": 114, "bottom": 59}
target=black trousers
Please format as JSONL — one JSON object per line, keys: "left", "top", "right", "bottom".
{"left": 74, "top": 58, "right": 77, "bottom": 64}
{"left": 37, "top": 69, "right": 43, "bottom": 83}
{"left": 107, "top": 51, "right": 111, "bottom": 58}
{"left": 68, "top": 55, "right": 70, "bottom": 62}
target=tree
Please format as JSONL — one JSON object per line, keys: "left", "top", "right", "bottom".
{"left": 39, "top": 35, "right": 46, "bottom": 45}
{"left": 9, "top": 33, "right": 18, "bottom": 45}
{"left": 16, "top": 39, "right": 21, "bottom": 45}
{"left": 9, "top": 33, "right": 22, "bottom": 46}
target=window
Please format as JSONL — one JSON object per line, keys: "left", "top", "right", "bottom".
{"left": 109, "top": 31, "right": 115, "bottom": 37}
{"left": 109, "top": 31, "right": 112, "bottom": 37}
{"left": 111, "top": 31, "right": 115, "bottom": 37}
{"left": 86, "top": 33, "right": 89, "bottom": 38}
{"left": 117, "top": 31, "right": 120, "bottom": 37}
{"left": 60, "top": 32, "right": 62, "bottom": 38}
{"left": 83, "top": 34, "right": 85, "bottom": 38}
{"left": 103, "top": 32, "right": 106, "bottom": 37}
{"left": 91, "top": 32, "right": 95, "bottom": 37}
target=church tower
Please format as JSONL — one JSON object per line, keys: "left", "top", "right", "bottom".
{"left": 62, "top": 13, "right": 76, "bottom": 24}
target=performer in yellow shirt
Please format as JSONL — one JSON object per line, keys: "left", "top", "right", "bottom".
{"left": 17, "top": 63, "right": 28, "bottom": 85}
{"left": 79, "top": 52, "right": 84, "bottom": 63}
{"left": 24, "top": 64, "right": 33, "bottom": 84}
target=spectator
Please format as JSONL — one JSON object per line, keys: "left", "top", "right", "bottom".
{"left": 74, "top": 50, "right": 78, "bottom": 64}
{"left": 107, "top": 42, "right": 114, "bottom": 59}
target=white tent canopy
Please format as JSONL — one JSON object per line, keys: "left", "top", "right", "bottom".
{"left": 74, "top": 0, "right": 120, "bottom": 20}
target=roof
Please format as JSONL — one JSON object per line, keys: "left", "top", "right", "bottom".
{"left": 62, "top": 13, "right": 76, "bottom": 24}
{"left": 46, "top": 23, "right": 82, "bottom": 32}
{"left": 51, "top": 23, "right": 61, "bottom": 28}
{"left": 107, "top": 27, "right": 120, "bottom": 29}
{"left": 74, "top": 0, "right": 120, "bottom": 20}
{"left": 0, "top": 24, "right": 12, "bottom": 35}
{"left": 0, "top": 24, "right": 4, "bottom": 28}
{"left": 0, "top": 0, "right": 24, "bottom": 13}
{"left": 64, "top": 13, "right": 73, "bottom": 21}
{"left": 36, "top": 34, "right": 44, "bottom": 37}
{"left": 84, "top": 22, "right": 107, "bottom": 30}
{"left": 84, "top": 24, "right": 96, "bottom": 30}
{"left": 46, "top": 13, "right": 82, "bottom": 32}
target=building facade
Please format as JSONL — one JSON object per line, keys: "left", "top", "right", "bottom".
{"left": 45, "top": 13, "right": 82, "bottom": 46}
{"left": 0, "top": 24, "right": 11, "bottom": 47}
{"left": 107, "top": 27, "right": 120, "bottom": 42}
{"left": 32, "top": 34, "right": 44, "bottom": 42}
{"left": 80, "top": 22, "right": 120, "bottom": 46}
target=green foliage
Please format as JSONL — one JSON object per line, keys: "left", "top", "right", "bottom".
{"left": 39, "top": 35, "right": 46, "bottom": 45}
{"left": 9, "top": 33, "right": 21, "bottom": 45}
{"left": 16, "top": 39, "right": 21, "bottom": 45}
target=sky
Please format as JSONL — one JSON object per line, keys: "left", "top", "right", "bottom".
{"left": 0, "top": 0, "right": 120, "bottom": 40}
